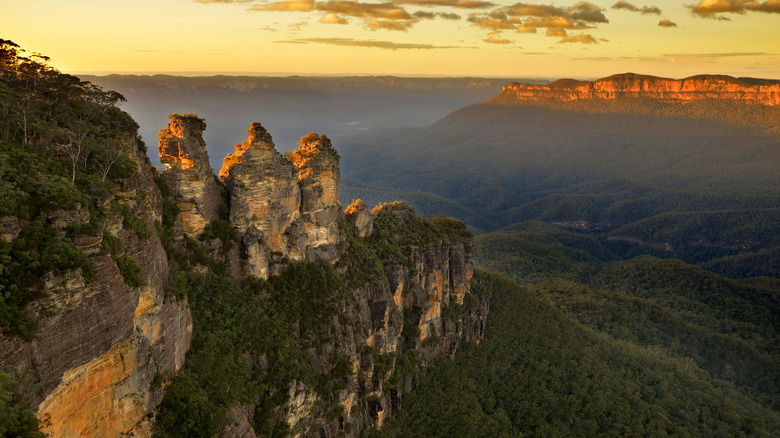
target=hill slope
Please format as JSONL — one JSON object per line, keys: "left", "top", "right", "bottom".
{"left": 338, "top": 74, "right": 780, "bottom": 272}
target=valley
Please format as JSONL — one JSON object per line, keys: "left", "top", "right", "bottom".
{"left": 1, "top": 40, "right": 778, "bottom": 437}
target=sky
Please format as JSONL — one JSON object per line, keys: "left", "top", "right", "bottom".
{"left": 3, "top": 0, "right": 779, "bottom": 79}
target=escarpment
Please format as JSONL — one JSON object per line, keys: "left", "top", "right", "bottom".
{"left": 498, "top": 73, "right": 780, "bottom": 106}
{"left": 1, "top": 106, "right": 488, "bottom": 437}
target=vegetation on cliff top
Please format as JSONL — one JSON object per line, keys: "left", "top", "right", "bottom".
{"left": 0, "top": 39, "right": 144, "bottom": 339}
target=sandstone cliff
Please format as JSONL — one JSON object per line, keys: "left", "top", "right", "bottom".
{"left": 0, "top": 140, "right": 192, "bottom": 438}
{"left": 497, "top": 73, "right": 780, "bottom": 106}
{"left": 229, "top": 200, "right": 486, "bottom": 437}
{"left": 158, "top": 114, "right": 223, "bottom": 237}
{"left": 220, "top": 124, "right": 341, "bottom": 279}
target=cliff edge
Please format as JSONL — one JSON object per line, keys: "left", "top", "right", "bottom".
{"left": 497, "top": 73, "right": 780, "bottom": 106}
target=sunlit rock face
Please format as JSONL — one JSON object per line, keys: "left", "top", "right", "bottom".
{"left": 158, "top": 114, "right": 223, "bottom": 237}
{"left": 220, "top": 124, "right": 344, "bottom": 279}
{"left": 287, "top": 133, "right": 341, "bottom": 259}
{"left": 345, "top": 199, "right": 373, "bottom": 238}
{"left": 501, "top": 73, "right": 780, "bottom": 106}
{"left": 220, "top": 123, "right": 303, "bottom": 277}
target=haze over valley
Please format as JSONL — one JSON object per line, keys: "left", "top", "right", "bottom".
{"left": 2, "top": 0, "right": 780, "bottom": 435}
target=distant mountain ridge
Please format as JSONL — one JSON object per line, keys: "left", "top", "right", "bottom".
{"left": 495, "top": 73, "right": 780, "bottom": 106}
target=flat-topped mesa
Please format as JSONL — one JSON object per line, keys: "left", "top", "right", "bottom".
{"left": 220, "top": 123, "right": 304, "bottom": 279}
{"left": 286, "top": 133, "right": 342, "bottom": 258}
{"left": 158, "top": 114, "right": 223, "bottom": 236}
{"left": 500, "top": 73, "right": 780, "bottom": 106}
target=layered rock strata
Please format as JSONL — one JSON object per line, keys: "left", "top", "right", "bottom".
{"left": 158, "top": 114, "right": 223, "bottom": 236}
{"left": 0, "top": 141, "right": 192, "bottom": 438}
{"left": 500, "top": 73, "right": 780, "bottom": 106}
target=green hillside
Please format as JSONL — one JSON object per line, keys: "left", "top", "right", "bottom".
{"left": 376, "top": 269, "right": 780, "bottom": 437}
{"left": 472, "top": 222, "right": 780, "bottom": 412}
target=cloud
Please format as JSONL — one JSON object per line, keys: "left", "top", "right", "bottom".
{"left": 658, "top": 18, "right": 677, "bottom": 26}
{"left": 747, "top": 0, "right": 780, "bottom": 13}
{"left": 413, "top": 10, "right": 463, "bottom": 19}
{"left": 611, "top": 1, "right": 662, "bottom": 14}
{"left": 467, "top": 13, "right": 523, "bottom": 30}
{"left": 467, "top": 2, "right": 608, "bottom": 43}
{"left": 391, "top": 0, "right": 493, "bottom": 8}
{"left": 278, "top": 37, "right": 469, "bottom": 49}
{"left": 196, "top": 0, "right": 251, "bottom": 3}
{"left": 321, "top": 13, "right": 349, "bottom": 23}
{"left": 558, "top": 33, "right": 598, "bottom": 43}
{"left": 316, "top": 1, "right": 413, "bottom": 19}
{"left": 438, "top": 12, "right": 462, "bottom": 19}
{"left": 366, "top": 18, "right": 417, "bottom": 29}
{"left": 249, "top": 0, "right": 314, "bottom": 11}
{"left": 484, "top": 31, "right": 512, "bottom": 43}
{"left": 689, "top": 0, "right": 780, "bottom": 18}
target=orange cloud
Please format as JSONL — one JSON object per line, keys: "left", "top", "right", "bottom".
{"left": 250, "top": 0, "right": 315, "bottom": 11}
{"left": 392, "top": 0, "right": 493, "bottom": 8}
{"left": 658, "top": 18, "right": 677, "bottom": 26}
{"left": 546, "top": 27, "right": 568, "bottom": 36}
{"left": 468, "top": 2, "right": 607, "bottom": 43}
{"left": 746, "top": 0, "right": 780, "bottom": 12}
{"left": 558, "top": 33, "right": 598, "bottom": 43}
{"left": 611, "top": 1, "right": 662, "bottom": 14}
{"left": 690, "top": 0, "right": 780, "bottom": 17}
{"left": 316, "top": 1, "right": 413, "bottom": 19}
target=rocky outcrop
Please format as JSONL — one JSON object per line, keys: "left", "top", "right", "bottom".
{"left": 158, "top": 114, "right": 223, "bottom": 236}
{"left": 264, "top": 201, "right": 486, "bottom": 437}
{"left": 220, "top": 124, "right": 342, "bottom": 279}
{"left": 499, "top": 73, "right": 780, "bottom": 106}
{"left": 345, "top": 199, "right": 373, "bottom": 237}
{"left": 287, "top": 133, "right": 341, "bottom": 258}
{"left": 0, "top": 142, "right": 192, "bottom": 437}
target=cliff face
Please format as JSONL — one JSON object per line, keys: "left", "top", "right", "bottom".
{"left": 1, "top": 110, "right": 485, "bottom": 438}
{"left": 265, "top": 201, "right": 486, "bottom": 437}
{"left": 158, "top": 114, "right": 223, "bottom": 236}
{"left": 220, "top": 123, "right": 341, "bottom": 279}
{"left": 0, "top": 143, "right": 192, "bottom": 438}
{"left": 499, "top": 73, "right": 780, "bottom": 106}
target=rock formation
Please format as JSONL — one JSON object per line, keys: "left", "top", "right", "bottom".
{"left": 498, "top": 73, "right": 780, "bottom": 106}
{"left": 0, "top": 112, "right": 486, "bottom": 438}
{"left": 220, "top": 124, "right": 342, "bottom": 279}
{"left": 158, "top": 114, "right": 223, "bottom": 236}
{"left": 287, "top": 133, "right": 341, "bottom": 260}
{"left": 345, "top": 199, "right": 373, "bottom": 237}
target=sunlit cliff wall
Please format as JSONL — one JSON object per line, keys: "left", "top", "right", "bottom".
{"left": 500, "top": 73, "right": 780, "bottom": 106}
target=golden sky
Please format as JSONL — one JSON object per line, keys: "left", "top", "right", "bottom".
{"left": 4, "top": 0, "right": 779, "bottom": 78}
